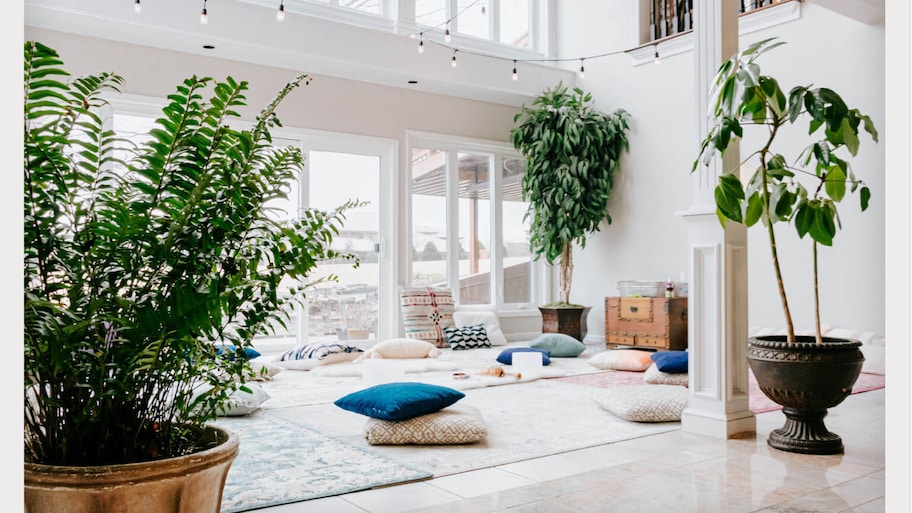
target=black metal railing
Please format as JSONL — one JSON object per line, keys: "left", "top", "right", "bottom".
{"left": 649, "top": 0, "right": 790, "bottom": 42}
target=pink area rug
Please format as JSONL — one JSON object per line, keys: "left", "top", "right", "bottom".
{"left": 553, "top": 370, "right": 885, "bottom": 414}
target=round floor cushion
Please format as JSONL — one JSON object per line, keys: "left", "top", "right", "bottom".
{"left": 363, "top": 405, "right": 488, "bottom": 445}
{"left": 595, "top": 385, "right": 688, "bottom": 422}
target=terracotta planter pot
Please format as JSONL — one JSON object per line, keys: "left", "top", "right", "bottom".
{"left": 747, "top": 335, "right": 864, "bottom": 455}
{"left": 24, "top": 425, "right": 239, "bottom": 513}
{"left": 539, "top": 306, "right": 591, "bottom": 342}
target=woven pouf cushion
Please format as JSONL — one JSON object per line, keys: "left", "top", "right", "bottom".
{"left": 595, "top": 385, "right": 688, "bottom": 422}
{"left": 643, "top": 364, "right": 689, "bottom": 387}
{"left": 363, "top": 405, "right": 488, "bottom": 445}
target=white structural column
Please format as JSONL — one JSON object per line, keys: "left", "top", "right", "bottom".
{"left": 679, "top": 0, "right": 756, "bottom": 438}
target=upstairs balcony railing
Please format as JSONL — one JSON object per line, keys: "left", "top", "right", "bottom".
{"left": 648, "top": 0, "right": 792, "bottom": 42}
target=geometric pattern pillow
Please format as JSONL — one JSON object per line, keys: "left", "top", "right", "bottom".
{"left": 453, "top": 310, "right": 508, "bottom": 346}
{"left": 272, "top": 342, "right": 364, "bottom": 370}
{"left": 643, "top": 363, "right": 689, "bottom": 387}
{"left": 443, "top": 324, "right": 491, "bottom": 350}
{"left": 595, "top": 385, "right": 688, "bottom": 422}
{"left": 400, "top": 286, "right": 456, "bottom": 348}
{"left": 363, "top": 405, "right": 488, "bottom": 445}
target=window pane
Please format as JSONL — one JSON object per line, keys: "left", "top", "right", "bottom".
{"left": 502, "top": 157, "right": 532, "bottom": 303}
{"left": 456, "top": 0, "right": 490, "bottom": 39}
{"left": 416, "top": 0, "right": 447, "bottom": 27}
{"left": 308, "top": 151, "right": 381, "bottom": 342}
{"left": 500, "top": 0, "right": 530, "bottom": 47}
{"left": 410, "top": 148, "right": 448, "bottom": 288}
{"left": 457, "top": 153, "right": 491, "bottom": 304}
{"left": 339, "top": 0, "right": 381, "bottom": 14}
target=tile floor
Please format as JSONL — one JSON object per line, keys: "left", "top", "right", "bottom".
{"left": 256, "top": 388, "right": 886, "bottom": 513}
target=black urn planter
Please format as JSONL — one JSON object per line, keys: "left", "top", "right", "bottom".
{"left": 539, "top": 306, "right": 591, "bottom": 342}
{"left": 747, "top": 335, "right": 864, "bottom": 455}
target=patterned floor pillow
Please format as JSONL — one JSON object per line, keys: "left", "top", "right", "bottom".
{"left": 643, "top": 363, "right": 689, "bottom": 387}
{"left": 400, "top": 286, "right": 456, "bottom": 348}
{"left": 595, "top": 385, "right": 688, "bottom": 422}
{"left": 444, "top": 324, "right": 491, "bottom": 350}
{"left": 363, "top": 405, "right": 488, "bottom": 445}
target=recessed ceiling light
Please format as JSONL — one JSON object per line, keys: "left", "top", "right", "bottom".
{"left": 408, "top": 80, "right": 418, "bottom": 84}
{"left": 203, "top": 44, "right": 215, "bottom": 50}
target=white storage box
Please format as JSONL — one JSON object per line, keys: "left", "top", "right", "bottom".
{"left": 618, "top": 280, "right": 665, "bottom": 297}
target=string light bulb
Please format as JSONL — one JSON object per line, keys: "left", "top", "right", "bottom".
{"left": 578, "top": 59, "right": 585, "bottom": 79}
{"left": 276, "top": 1, "right": 285, "bottom": 21}
{"left": 200, "top": 0, "right": 208, "bottom": 25}
{"left": 481, "top": 4, "right": 486, "bottom": 15}
{"left": 418, "top": 36, "right": 424, "bottom": 54}
{"left": 512, "top": 60, "right": 518, "bottom": 81}
{"left": 451, "top": 50, "right": 458, "bottom": 67}
{"left": 444, "top": 25, "right": 451, "bottom": 43}
{"left": 654, "top": 48, "right": 661, "bottom": 64}
{"left": 134, "top": 0, "right": 141, "bottom": 14}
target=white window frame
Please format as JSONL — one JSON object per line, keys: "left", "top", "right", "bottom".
{"left": 237, "top": 0, "right": 548, "bottom": 59}
{"left": 406, "top": 130, "right": 548, "bottom": 314}
{"left": 101, "top": 93, "right": 399, "bottom": 351}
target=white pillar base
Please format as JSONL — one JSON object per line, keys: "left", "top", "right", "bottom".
{"left": 681, "top": 407, "right": 756, "bottom": 439}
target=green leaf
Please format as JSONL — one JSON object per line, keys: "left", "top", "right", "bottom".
{"left": 840, "top": 117, "right": 860, "bottom": 155}
{"left": 825, "top": 163, "right": 847, "bottom": 202}
{"left": 794, "top": 202, "right": 814, "bottom": 238}
{"left": 744, "top": 192, "right": 762, "bottom": 227}
{"left": 860, "top": 186, "right": 871, "bottom": 211}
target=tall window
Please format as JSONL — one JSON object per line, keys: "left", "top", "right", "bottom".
{"left": 408, "top": 132, "right": 539, "bottom": 309}
{"left": 110, "top": 98, "right": 397, "bottom": 353}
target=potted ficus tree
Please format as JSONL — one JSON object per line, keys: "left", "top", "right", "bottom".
{"left": 511, "top": 82, "right": 631, "bottom": 341}
{"left": 23, "top": 41, "right": 358, "bottom": 512}
{"left": 694, "top": 38, "right": 879, "bottom": 454}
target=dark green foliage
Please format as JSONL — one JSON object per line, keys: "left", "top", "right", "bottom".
{"left": 694, "top": 38, "right": 877, "bottom": 245}
{"left": 510, "top": 82, "right": 630, "bottom": 303}
{"left": 23, "top": 41, "right": 359, "bottom": 466}
{"left": 693, "top": 38, "right": 878, "bottom": 341}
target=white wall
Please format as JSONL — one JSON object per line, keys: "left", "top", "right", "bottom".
{"left": 554, "top": 2, "right": 886, "bottom": 338}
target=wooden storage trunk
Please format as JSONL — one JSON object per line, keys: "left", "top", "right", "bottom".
{"left": 604, "top": 296, "right": 688, "bottom": 351}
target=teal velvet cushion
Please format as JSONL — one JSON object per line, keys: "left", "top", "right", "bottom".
{"left": 334, "top": 382, "right": 465, "bottom": 421}
{"left": 529, "top": 333, "right": 586, "bottom": 357}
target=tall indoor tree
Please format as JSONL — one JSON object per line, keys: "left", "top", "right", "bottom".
{"left": 511, "top": 83, "right": 631, "bottom": 306}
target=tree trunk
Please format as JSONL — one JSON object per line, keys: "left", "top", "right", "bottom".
{"left": 559, "top": 244, "right": 572, "bottom": 304}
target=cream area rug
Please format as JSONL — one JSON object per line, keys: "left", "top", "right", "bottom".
{"left": 252, "top": 344, "right": 680, "bottom": 478}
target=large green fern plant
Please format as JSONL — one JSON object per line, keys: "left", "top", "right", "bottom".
{"left": 24, "top": 41, "right": 357, "bottom": 466}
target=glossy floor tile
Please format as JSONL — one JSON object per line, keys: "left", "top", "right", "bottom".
{"left": 253, "top": 388, "right": 888, "bottom": 513}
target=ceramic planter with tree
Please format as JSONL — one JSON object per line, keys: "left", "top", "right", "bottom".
{"left": 694, "top": 38, "right": 878, "bottom": 454}
{"left": 24, "top": 41, "right": 358, "bottom": 511}
{"left": 511, "top": 83, "right": 631, "bottom": 341}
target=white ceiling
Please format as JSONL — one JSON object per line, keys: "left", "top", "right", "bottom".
{"left": 24, "top": 0, "right": 576, "bottom": 107}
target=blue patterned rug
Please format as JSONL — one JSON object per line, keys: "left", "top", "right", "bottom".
{"left": 212, "top": 412, "right": 432, "bottom": 513}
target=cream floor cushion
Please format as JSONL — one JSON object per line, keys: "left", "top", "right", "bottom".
{"left": 363, "top": 405, "right": 488, "bottom": 445}
{"left": 595, "top": 385, "right": 688, "bottom": 423}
